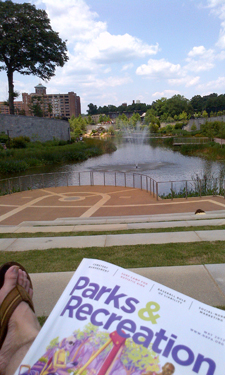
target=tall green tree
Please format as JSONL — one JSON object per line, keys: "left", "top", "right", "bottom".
{"left": 0, "top": 1, "right": 68, "bottom": 115}
{"left": 87, "top": 103, "right": 98, "bottom": 115}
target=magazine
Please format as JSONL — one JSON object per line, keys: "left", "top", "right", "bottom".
{"left": 15, "top": 258, "right": 225, "bottom": 375}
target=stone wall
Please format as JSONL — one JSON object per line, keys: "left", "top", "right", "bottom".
{"left": 186, "top": 116, "right": 225, "bottom": 131}
{"left": 0, "top": 114, "right": 71, "bottom": 142}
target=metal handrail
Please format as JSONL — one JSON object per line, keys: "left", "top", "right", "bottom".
{"left": 0, "top": 171, "right": 224, "bottom": 200}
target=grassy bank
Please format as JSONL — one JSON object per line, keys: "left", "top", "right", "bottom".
{"left": 179, "top": 142, "right": 225, "bottom": 160}
{"left": 1, "top": 240, "right": 225, "bottom": 273}
{"left": 0, "top": 138, "right": 116, "bottom": 176}
{"left": 150, "top": 136, "right": 225, "bottom": 161}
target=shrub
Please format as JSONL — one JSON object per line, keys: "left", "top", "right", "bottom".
{"left": 0, "top": 160, "right": 28, "bottom": 174}
{"left": 174, "top": 123, "right": 183, "bottom": 130}
{"left": 0, "top": 132, "right": 8, "bottom": 143}
{"left": 7, "top": 136, "right": 31, "bottom": 149}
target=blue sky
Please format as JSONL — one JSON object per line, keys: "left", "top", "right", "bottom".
{"left": 1, "top": 0, "right": 225, "bottom": 113}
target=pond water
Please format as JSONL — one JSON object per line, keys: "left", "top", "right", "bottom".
{"left": 45, "top": 139, "right": 225, "bottom": 182}
{"left": 4, "top": 139, "right": 225, "bottom": 196}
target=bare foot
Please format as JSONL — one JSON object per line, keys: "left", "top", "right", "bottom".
{"left": 0, "top": 266, "right": 40, "bottom": 375}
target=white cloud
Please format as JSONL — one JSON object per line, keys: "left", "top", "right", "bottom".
{"left": 121, "top": 63, "right": 134, "bottom": 71}
{"left": 216, "top": 50, "right": 225, "bottom": 59}
{"left": 103, "top": 68, "right": 112, "bottom": 74}
{"left": 152, "top": 90, "right": 180, "bottom": 99}
{"left": 216, "top": 31, "right": 225, "bottom": 48}
{"left": 40, "top": 0, "right": 107, "bottom": 42}
{"left": 187, "top": 46, "right": 211, "bottom": 57}
{"left": 32, "top": 0, "right": 160, "bottom": 99}
{"left": 40, "top": 0, "right": 159, "bottom": 68}
{"left": 207, "top": 0, "right": 225, "bottom": 8}
{"left": 168, "top": 76, "right": 200, "bottom": 87}
{"left": 197, "top": 76, "right": 225, "bottom": 92}
{"left": 136, "top": 58, "right": 181, "bottom": 78}
{"left": 185, "top": 46, "right": 217, "bottom": 72}
{"left": 206, "top": 0, "right": 225, "bottom": 48}
{"left": 74, "top": 33, "right": 159, "bottom": 65}
{"left": 82, "top": 75, "right": 132, "bottom": 89}
{"left": 186, "top": 76, "right": 201, "bottom": 87}
{"left": 185, "top": 60, "right": 215, "bottom": 72}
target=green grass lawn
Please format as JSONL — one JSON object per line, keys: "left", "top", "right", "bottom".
{"left": 1, "top": 240, "right": 225, "bottom": 273}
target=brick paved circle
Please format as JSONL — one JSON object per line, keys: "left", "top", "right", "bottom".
{"left": 0, "top": 186, "right": 225, "bottom": 225}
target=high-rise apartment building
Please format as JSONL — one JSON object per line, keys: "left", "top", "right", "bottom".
{"left": 0, "top": 84, "right": 81, "bottom": 119}
{"left": 0, "top": 101, "right": 24, "bottom": 115}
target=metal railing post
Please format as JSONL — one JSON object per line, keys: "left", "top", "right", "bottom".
{"left": 3, "top": 170, "right": 225, "bottom": 200}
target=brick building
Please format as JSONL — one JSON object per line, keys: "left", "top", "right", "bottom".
{"left": 0, "top": 84, "right": 81, "bottom": 119}
{"left": 0, "top": 101, "right": 24, "bottom": 115}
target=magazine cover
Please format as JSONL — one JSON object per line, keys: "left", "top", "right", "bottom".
{"left": 15, "top": 258, "right": 225, "bottom": 375}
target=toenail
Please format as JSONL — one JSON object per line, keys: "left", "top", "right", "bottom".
{"left": 13, "top": 266, "right": 19, "bottom": 274}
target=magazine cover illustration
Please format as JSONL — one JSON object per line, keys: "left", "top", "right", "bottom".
{"left": 15, "top": 259, "right": 225, "bottom": 375}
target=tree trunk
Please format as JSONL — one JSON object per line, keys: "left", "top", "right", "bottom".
{"left": 7, "top": 69, "right": 14, "bottom": 115}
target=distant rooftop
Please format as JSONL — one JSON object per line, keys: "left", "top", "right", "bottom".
{"left": 35, "top": 83, "right": 46, "bottom": 89}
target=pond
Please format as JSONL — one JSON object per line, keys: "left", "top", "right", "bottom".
{"left": 51, "top": 139, "right": 225, "bottom": 181}
{"left": 2, "top": 139, "right": 225, "bottom": 196}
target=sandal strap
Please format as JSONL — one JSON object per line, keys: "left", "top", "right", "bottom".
{"left": 0, "top": 285, "right": 35, "bottom": 349}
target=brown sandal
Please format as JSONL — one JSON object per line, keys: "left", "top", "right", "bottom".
{"left": 0, "top": 262, "right": 35, "bottom": 350}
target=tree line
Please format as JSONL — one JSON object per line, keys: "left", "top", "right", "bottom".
{"left": 87, "top": 93, "right": 225, "bottom": 121}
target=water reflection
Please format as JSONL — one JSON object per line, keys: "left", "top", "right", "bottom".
{"left": 57, "top": 139, "right": 225, "bottom": 183}
{"left": 11, "top": 139, "right": 225, "bottom": 184}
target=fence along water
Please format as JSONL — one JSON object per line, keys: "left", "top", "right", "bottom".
{"left": 0, "top": 171, "right": 224, "bottom": 200}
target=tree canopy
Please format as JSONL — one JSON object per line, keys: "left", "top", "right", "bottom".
{"left": 0, "top": 0, "right": 69, "bottom": 114}
{"left": 87, "top": 92, "right": 225, "bottom": 122}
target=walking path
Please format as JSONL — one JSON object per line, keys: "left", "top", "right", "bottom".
{"left": 1, "top": 186, "right": 225, "bottom": 314}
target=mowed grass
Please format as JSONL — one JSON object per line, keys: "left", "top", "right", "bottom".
{"left": 1, "top": 240, "right": 225, "bottom": 273}
{"left": 1, "top": 224, "right": 225, "bottom": 238}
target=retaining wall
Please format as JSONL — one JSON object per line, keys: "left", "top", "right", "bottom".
{"left": 186, "top": 116, "right": 225, "bottom": 131}
{"left": 0, "top": 114, "right": 71, "bottom": 142}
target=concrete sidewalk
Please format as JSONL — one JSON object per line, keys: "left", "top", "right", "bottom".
{"left": 1, "top": 210, "right": 225, "bottom": 251}
{"left": 1, "top": 229, "right": 225, "bottom": 251}
{"left": 31, "top": 264, "right": 225, "bottom": 317}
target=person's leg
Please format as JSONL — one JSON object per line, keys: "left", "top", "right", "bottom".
{"left": 0, "top": 266, "right": 40, "bottom": 375}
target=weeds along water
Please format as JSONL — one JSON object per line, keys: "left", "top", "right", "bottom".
{"left": 0, "top": 138, "right": 116, "bottom": 176}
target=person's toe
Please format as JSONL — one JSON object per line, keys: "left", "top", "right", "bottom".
{"left": 18, "top": 269, "right": 33, "bottom": 298}
{"left": 0, "top": 266, "right": 19, "bottom": 304}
